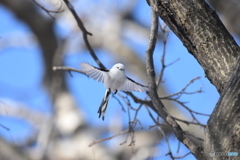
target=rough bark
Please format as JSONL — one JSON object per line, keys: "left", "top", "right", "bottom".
{"left": 146, "top": 2, "right": 205, "bottom": 158}
{"left": 1, "top": 0, "right": 240, "bottom": 159}
{"left": 156, "top": 0, "right": 240, "bottom": 94}
{"left": 204, "top": 56, "right": 240, "bottom": 159}
{"left": 154, "top": 0, "right": 240, "bottom": 159}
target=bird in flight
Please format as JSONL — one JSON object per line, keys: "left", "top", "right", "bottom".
{"left": 80, "top": 62, "right": 148, "bottom": 120}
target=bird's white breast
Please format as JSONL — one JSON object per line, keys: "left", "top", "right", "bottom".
{"left": 104, "top": 69, "right": 126, "bottom": 91}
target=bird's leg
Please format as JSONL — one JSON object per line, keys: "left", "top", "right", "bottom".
{"left": 114, "top": 90, "right": 118, "bottom": 94}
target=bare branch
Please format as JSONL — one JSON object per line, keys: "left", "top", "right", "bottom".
{"left": 173, "top": 116, "right": 206, "bottom": 128}
{"left": 146, "top": 107, "right": 194, "bottom": 160}
{"left": 32, "top": 0, "right": 64, "bottom": 19}
{"left": 163, "top": 97, "right": 210, "bottom": 117}
{"left": 157, "top": 75, "right": 209, "bottom": 126}
{"left": 62, "top": 0, "right": 105, "bottom": 69}
{"left": 172, "top": 152, "right": 191, "bottom": 159}
{"left": 88, "top": 130, "right": 129, "bottom": 147}
{"left": 112, "top": 94, "right": 126, "bottom": 113}
{"left": 157, "top": 23, "right": 170, "bottom": 86}
{"left": 53, "top": 66, "right": 85, "bottom": 75}
{"left": 145, "top": 1, "right": 205, "bottom": 159}
{"left": 149, "top": 123, "right": 168, "bottom": 129}
{"left": 160, "top": 77, "right": 202, "bottom": 98}
{"left": 0, "top": 124, "right": 10, "bottom": 131}
{"left": 127, "top": 92, "right": 152, "bottom": 106}
{"left": 118, "top": 94, "right": 143, "bottom": 147}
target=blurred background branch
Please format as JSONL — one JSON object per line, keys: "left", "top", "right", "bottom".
{"left": 1, "top": 0, "right": 238, "bottom": 159}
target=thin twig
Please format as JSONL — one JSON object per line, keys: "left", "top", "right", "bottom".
{"left": 174, "top": 152, "right": 192, "bottom": 159}
{"left": 160, "top": 77, "right": 202, "bottom": 98}
{"left": 163, "top": 97, "right": 210, "bottom": 116}
{"left": 118, "top": 94, "right": 143, "bottom": 147}
{"left": 88, "top": 130, "right": 129, "bottom": 147}
{"left": 62, "top": 0, "right": 105, "bottom": 69}
{"left": 146, "top": 106, "right": 175, "bottom": 160}
{"left": 177, "top": 140, "right": 181, "bottom": 153}
{"left": 157, "top": 23, "right": 169, "bottom": 86}
{"left": 156, "top": 22, "right": 180, "bottom": 86}
{"left": 53, "top": 66, "right": 85, "bottom": 75}
{"left": 149, "top": 123, "right": 168, "bottom": 129}
{"left": 145, "top": 1, "right": 204, "bottom": 159}
{"left": 32, "top": 0, "right": 64, "bottom": 19}
{"left": 146, "top": 104, "right": 195, "bottom": 159}
{"left": 127, "top": 92, "right": 152, "bottom": 106}
{"left": 0, "top": 124, "right": 10, "bottom": 131}
{"left": 112, "top": 94, "right": 126, "bottom": 112}
{"left": 173, "top": 116, "right": 206, "bottom": 127}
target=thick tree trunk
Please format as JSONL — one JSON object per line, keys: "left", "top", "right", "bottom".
{"left": 155, "top": 0, "right": 240, "bottom": 159}
{"left": 156, "top": 0, "right": 240, "bottom": 94}
{"left": 204, "top": 57, "right": 240, "bottom": 159}
{"left": 1, "top": 0, "right": 240, "bottom": 159}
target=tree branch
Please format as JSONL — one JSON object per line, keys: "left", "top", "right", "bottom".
{"left": 204, "top": 56, "right": 240, "bottom": 159}
{"left": 145, "top": 1, "right": 205, "bottom": 159}
{"left": 53, "top": 66, "right": 86, "bottom": 75}
{"left": 89, "top": 130, "right": 129, "bottom": 147}
{"left": 62, "top": 0, "right": 105, "bottom": 69}
{"left": 156, "top": 0, "right": 240, "bottom": 94}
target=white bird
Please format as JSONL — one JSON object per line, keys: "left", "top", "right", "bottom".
{"left": 80, "top": 62, "right": 148, "bottom": 120}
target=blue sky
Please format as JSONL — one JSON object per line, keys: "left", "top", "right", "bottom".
{"left": 0, "top": 1, "right": 222, "bottom": 159}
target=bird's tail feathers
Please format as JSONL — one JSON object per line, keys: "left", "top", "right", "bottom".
{"left": 98, "top": 89, "right": 111, "bottom": 120}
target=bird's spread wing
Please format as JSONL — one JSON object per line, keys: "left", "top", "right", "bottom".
{"left": 80, "top": 63, "right": 108, "bottom": 83}
{"left": 119, "top": 77, "right": 148, "bottom": 92}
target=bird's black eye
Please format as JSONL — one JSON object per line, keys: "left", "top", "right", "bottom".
{"left": 117, "top": 67, "right": 119, "bottom": 69}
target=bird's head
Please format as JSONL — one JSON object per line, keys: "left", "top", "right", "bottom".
{"left": 112, "top": 63, "right": 125, "bottom": 72}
